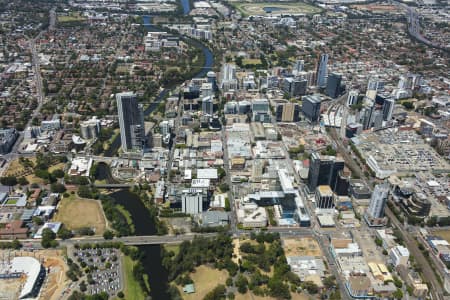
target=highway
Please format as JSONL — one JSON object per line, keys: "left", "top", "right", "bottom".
{"left": 394, "top": 1, "right": 449, "bottom": 52}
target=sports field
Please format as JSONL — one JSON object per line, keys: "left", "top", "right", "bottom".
{"left": 57, "top": 14, "right": 86, "bottom": 23}
{"left": 54, "top": 195, "right": 107, "bottom": 235}
{"left": 232, "top": 2, "right": 322, "bottom": 16}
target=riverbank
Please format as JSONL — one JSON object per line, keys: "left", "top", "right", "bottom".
{"left": 108, "top": 190, "right": 171, "bottom": 299}
{"left": 123, "top": 255, "right": 148, "bottom": 299}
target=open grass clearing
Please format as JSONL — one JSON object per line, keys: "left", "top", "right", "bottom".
{"left": 177, "top": 265, "right": 228, "bottom": 300}
{"left": 48, "top": 163, "right": 65, "bottom": 173}
{"left": 235, "top": 292, "right": 311, "bottom": 300}
{"left": 123, "top": 255, "right": 147, "bottom": 300}
{"left": 232, "top": 2, "right": 322, "bottom": 17}
{"left": 282, "top": 237, "right": 322, "bottom": 257}
{"left": 57, "top": 14, "right": 87, "bottom": 23}
{"left": 54, "top": 194, "right": 107, "bottom": 235}
{"left": 242, "top": 58, "right": 262, "bottom": 65}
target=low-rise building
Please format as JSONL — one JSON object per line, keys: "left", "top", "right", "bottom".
{"left": 389, "top": 245, "right": 410, "bottom": 267}
{"left": 197, "top": 211, "right": 229, "bottom": 227}
{"left": 237, "top": 201, "right": 267, "bottom": 228}
{"left": 346, "top": 275, "right": 372, "bottom": 299}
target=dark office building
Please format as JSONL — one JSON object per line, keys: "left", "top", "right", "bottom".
{"left": 183, "top": 86, "right": 200, "bottom": 99}
{"left": 301, "top": 95, "right": 322, "bottom": 123}
{"left": 307, "top": 152, "right": 345, "bottom": 193}
{"left": 283, "top": 77, "right": 307, "bottom": 97}
{"left": 276, "top": 103, "right": 301, "bottom": 122}
{"left": 334, "top": 170, "right": 350, "bottom": 196}
{"left": 326, "top": 72, "right": 343, "bottom": 98}
{"left": 116, "top": 92, "right": 145, "bottom": 152}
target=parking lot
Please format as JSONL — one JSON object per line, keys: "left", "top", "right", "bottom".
{"left": 73, "top": 247, "right": 122, "bottom": 296}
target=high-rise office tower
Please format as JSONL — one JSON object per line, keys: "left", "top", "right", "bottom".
{"left": 340, "top": 107, "right": 349, "bottom": 139}
{"left": 366, "top": 77, "right": 384, "bottom": 101}
{"left": 282, "top": 77, "right": 307, "bottom": 97}
{"left": 301, "top": 95, "right": 322, "bottom": 123}
{"left": 367, "top": 184, "right": 389, "bottom": 219}
{"left": 347, "top": 90, "right": 359, "bottom": 107}
{"left": 315, "top": 185, "right": 335, "bottom": 209}
{"left": 306, "top": 71, "right": 316, "bottom": 87}
{"left": 367, "top": 77, "right": 385, "bottom": 92}
{"left": 116, "top": 92, "right": 145, "bottom": 152}
{"left": 293, "top": 59, "right": 304, "bottom": 75}
{"left": 207, "top": 71, "right": 217, "bottom": 91}
{"left": 307, "top": 153, "right": 345, "bottom": 193}
{"left": 276, "top": 102, "right": 301, "bottom": 122}
{"left": 220, "top": 64, "right": 238, "bottom": 92}
{"left": 382, "top": 97, "right": 395, "bottom": 121}
{"left": 202, "top": 96, "right": 214, "bottom": 115}
{"left": 326, "top": 72, "right": 342, "bottom": 98}
{"left": 316, "top": 53, "right": 328, "bottom": 88}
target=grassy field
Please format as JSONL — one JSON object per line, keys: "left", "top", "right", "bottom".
{"left": 5, "top": 158, "right": 36, "bottom": 177}
{"left": 48, "top": 163, "right": 65, "bottom": 173}
{"left": 57, "top": 14, "right": 87, "bottom": 23}
{"left": 54, "top": 195, "right": 107, "bottom": 235}
{"left": 177, "top": 266, "right": 228, "bottom": 300}
{"left": 5, "top": 158, "right": 65, "bottom": 185}
{"left": 434, "top": 230, "right": 450, "bottom": 243}
{"left": 235, "top": 292, "right": 311, "bottom": 300}
{"left": 232, "top": 2, "right": 322, "bottom": 16}
{"left": 242, "top": 58, "right": 262, "bottom": 65}
{"left": 123, "top": 256, "right": 147, "bottom": 300}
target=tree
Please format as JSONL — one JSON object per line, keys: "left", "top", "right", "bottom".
{"left": 52, "top": 169, "right": 65, "bottom": 178}
{"left": 203, "top": 284, "right": 226, "bottom": 300}
{"left": 32, "top": 216, "right": 44, "bottom": 226}
{"left": 393, "top": 288, "right": 403, "bottom": 299}
{"left": 402, "top": 101, "right": 414, "bottom": 110}
{"left": 0, "top": 176, "right": 17, "bottom": 186}
{"left": 58, "top": 226, "right": 73, "bottom": 240}
{"left": 226, "top": 277, "right": 233, "bottom": 286}
{"left": 117, "top": 291, "right": 124, "bottom": 298}
{"left": 219, "top": 183, "right": 229, "bottom": 192}
{"left": 302, "top": 281, "right": 319, "bottom": 294}
{"left": 103, "top": 230, "right": 114, "bottom": 240}
{"left": 217, "top": 167, "right": 226, "bottom": 180}
{"left": 79, "top": 281, "right": 87, "bottom": 292}
{"left": 51, "top": 183, "right": 66, "bottom": 193}
{"left": 41, "top": 228, "right": 58, "bottom": 248}
{"left": 323, "top": 275, "right": 336, "bottom": 289}
{"left": 236, "top": 274, "right": 248, "bottom": 294}
{"left": 18, "top": 177, "right": 29, "bottom": 186}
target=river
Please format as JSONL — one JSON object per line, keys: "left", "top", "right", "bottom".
{"left": 110, "top": 190, "right": 170, "bottom": 299}
{"left": 101, "top": 11, "right": 215, "bottom": 298}
{"left": 180, "top": 0, "right": 190, "bottom": 15}
{"left": 105, "top": 14, "right": 214, "bottom": 157}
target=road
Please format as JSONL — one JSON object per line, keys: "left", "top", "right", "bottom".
{"left": 326, "top": 101, "right": 444, "bottom": 299}
{"left": 221, "top": 125, "right": 239, "bottom": 233}
{"left": 386, "top": 207, "right": 444, "bottom": 300}
{"left": 393, "top": 1, "right": 449, "bottom": 52}
{"left": 0, "top": 7, "right": 54, "bottom": 173}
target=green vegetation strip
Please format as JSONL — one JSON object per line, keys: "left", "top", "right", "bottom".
{"left": 123, "top": 256, "right": 147, "bottom": 300}
{"left": 116, "top": 205, "right": 135, "bottom": 233}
